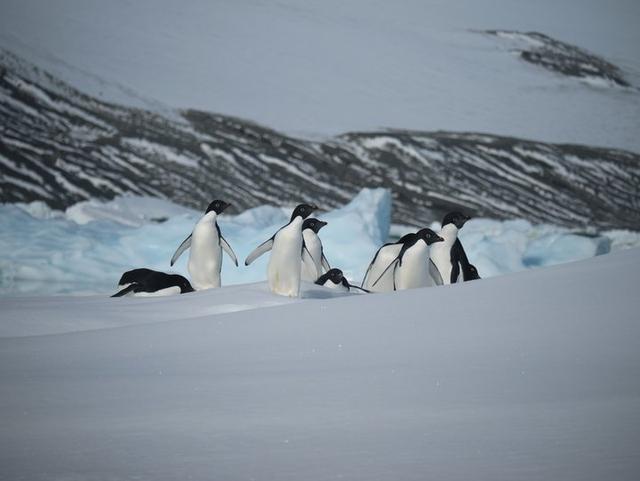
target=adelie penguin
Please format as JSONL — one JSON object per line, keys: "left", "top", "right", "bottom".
{"left": 429, "top": 212, "right": 471, "bottom": 285}
{"left": 361, "top": 232, "right": 417, "bottom": 293}
{"left": 301, "top": 218, "right": 330, "bottom": 282}
{"left": 315, "top": 268, "right": 369, "bottom": 293}
{"left": 170, "top": 199, "right": 238, "bottom": 290}
{"left": 245, "top": 203, "right": 317, "bottom": 297}
{"left": 112, "top": 269, "right": 194, "bottom": 297}
{"left": 369, "top": 228, "right": 444, "bottom": 291}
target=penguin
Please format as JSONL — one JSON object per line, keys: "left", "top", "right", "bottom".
{"left": 450, "top": 238, "right": 480, "bottom": 281}
{"left": 112, "top": 270, "right": 194, "bottom": 297}
{"left": 244, "top": 203, "right": 317, "bottom": 297}
{"left": 429, "top": 212, "right": 470, "bottom": 285}
{"left": 465, "top": 264, "right": 481, "bottom": 281}
{"left": 315, "top": 268, "right": 369, "bottom": 293}
{"left": 361, "top": 232, "right": 416, "bottom": 293}
{"left": 369, "top": 229, "right": 444, "bottom": 291}
{"left": 117, "top": 267, "right": 154, "bottom": 289}
{"left": 301, "top": 218, "right": 329, "bottom": 282}
{"left": 170, "top": 199, "right": 238, "bottom": 290}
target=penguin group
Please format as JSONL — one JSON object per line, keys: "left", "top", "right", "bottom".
{"left": 111, "top": 198, "right": 479, "bottom": 298}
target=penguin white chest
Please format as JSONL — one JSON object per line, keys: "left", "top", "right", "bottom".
{"left": 268, "top": 219, "right": 303, "bottom": 297}
{"left": 188, "top": 216, "right": 222, "bottom": 290}
{"left": 301, "top": 230, "right": 323, "bottom": 282}
{"left": 134, "top": 286, "right": 182, "bottom": 297}
{"left": 429, "top": 225, "right": 458, "bottom": 285}
{"left": 395, "top": 242, "right": 432, "bottom": 290}
{"left": 325, "top": 280, "right": 349, "bottom": 292}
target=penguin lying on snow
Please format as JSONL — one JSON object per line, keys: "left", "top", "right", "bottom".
{"left": 112, "top": 269, "right": 194, "bottom": 297}
{"left": 369, "top": 228, "right": 444, "bottom": 290}
{"left": 315, "top": 268, "right": 369, "bottom": 293}
{"left": 170, "top": 200, "right": 237, "bottom": 290}
{"left": 429, "top": 212, "right": 471, "bottom": 285}
{"left": 301, "top": 218, "right": 330, "bottom": 282}
{"left": 245, "top": 203, "right": 317, "bottom": 297}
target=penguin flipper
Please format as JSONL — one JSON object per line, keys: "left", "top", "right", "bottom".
{"left": 321, "top": 252, "right": 331, "bottom": 272}
{"left": 220, "top": 235, "right": 238, "bottom": 266}
{"left": 170, "top": 234, "right": 192, "bottom": 266}
{"left": 348, "top": 283, "right": 370, "bottom": 294}
{"left": 429, "top": 259, "right": 443, "bottom": 286}
{"left": 111, "top": 284, "right": 138, "bottom": 298}
{"left": 371, "top": 257, "right": 400, "bottom": 287}
{"left": 244, "top": 237, "right": 274, "bottom": 266}
{"left": 302, "top": 243, "right": 316, "bottom": 269}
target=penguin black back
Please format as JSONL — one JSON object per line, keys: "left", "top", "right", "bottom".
{"left": 118, "top": 268, "right": 155, "bottom": 287}
{"left": 112, "top": 271, "right": 194, "bottom": 297}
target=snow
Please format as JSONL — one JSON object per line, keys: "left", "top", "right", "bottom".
{"left": 1, "top": 248, "right": 639, "bottom": 480}
{"left": 1, "top": 0, "right": 639, "bottom": 151}
{"left": 2, "top": 189, "right": 639, "bottom": 296}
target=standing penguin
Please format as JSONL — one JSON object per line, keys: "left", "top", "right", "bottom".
{"left": 112, "top": 269, "right": 194, "bottom": 297}
{"left": 315, "top": 268, "right": 369, "bottom": 293}
{"left": 244, "top": 203, "right": 317, "bottom": 297}
{"left": 369, "top": 229, "right": 444, "bottom": 291}
{"left": 301, "top": 218, "right": 330, "bottom": 282}
{"left": 361, "top": 232, "right": 415, "bottom": 293}
{"left": 429, "top": 212, "right": 470, "bottom": 285}
{"left": 170, "top": 199, "right": 238, "bottom": 290}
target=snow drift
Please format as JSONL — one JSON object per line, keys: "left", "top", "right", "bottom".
{"left": 1, "top": 248, "right": 639, "bottom": 480}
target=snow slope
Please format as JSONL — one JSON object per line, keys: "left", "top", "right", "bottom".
{"left": 1, "top": 0, "right": 639, "bottom": 150}
{"left": 1, "top": 249, "right": 639, "bottom": 480}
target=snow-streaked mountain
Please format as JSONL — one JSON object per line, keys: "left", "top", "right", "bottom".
{"left": 2, "top": 49, "right": 639, "bottom": 231}
{"left": 1, "top": 249, "right": 639, "bottom": 480}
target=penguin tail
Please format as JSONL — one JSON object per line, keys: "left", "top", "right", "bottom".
{"left": 111, "top": 284, "right": 138, "bottom": 297}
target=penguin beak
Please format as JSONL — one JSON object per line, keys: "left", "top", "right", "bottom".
{"left": 221, "top": 202, "right": 232, "bottom": 213}
{"left": 436, "top": 235, "right": 444, "bottom": 242}
{"left": 318, "top": 221, "right": 328, "bottom": 228}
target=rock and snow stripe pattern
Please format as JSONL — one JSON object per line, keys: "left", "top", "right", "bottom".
{"left": 1, "top": 49, "right": 639, "bottom": 231}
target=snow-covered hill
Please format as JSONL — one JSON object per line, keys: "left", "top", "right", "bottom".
{"left": 1, "top": 248, "right": 639, "bottom": 480}
{"left": 2, "top": 50, "right": 639, "bottom": 231}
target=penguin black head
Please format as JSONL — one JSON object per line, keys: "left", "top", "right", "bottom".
{"left": 302, "top": 218, "right": 328, "bottom": 233}
{"left": 324, "top": 268, "right": 344, "bottom": 284}
{"left": 417, "top": 228, "right": 445, "bottom": 245}
{"left": 168, "top": 274, "right": 195, "bottom": 293}
{"left": 467, "top": 264, "right": 481, "bottom": 280}
{"left": 290, "top": 203, "right": 317, "bottom": 221}
{"left": 442, "top": 211, "right": 470, "bottom": 229}
{"left": 205, "top": 200, "right": 231, "bottom": 215}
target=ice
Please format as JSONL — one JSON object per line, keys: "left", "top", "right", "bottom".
{"left": 2, "top": 189, "right": 639, "bottom": 296}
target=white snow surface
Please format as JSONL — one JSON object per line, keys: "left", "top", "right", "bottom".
{"left": 2, "top": 188, "right": 639, "bottom": 296}
{"left": 0, "top": 0, "right": 639, "bottom": 150}
{"left": 1, "top": 248, "right": 639, "bottom": 480}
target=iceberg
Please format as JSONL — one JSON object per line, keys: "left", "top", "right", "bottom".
{"left": 1, "top": 188, "right": 639, "bottom": 296}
